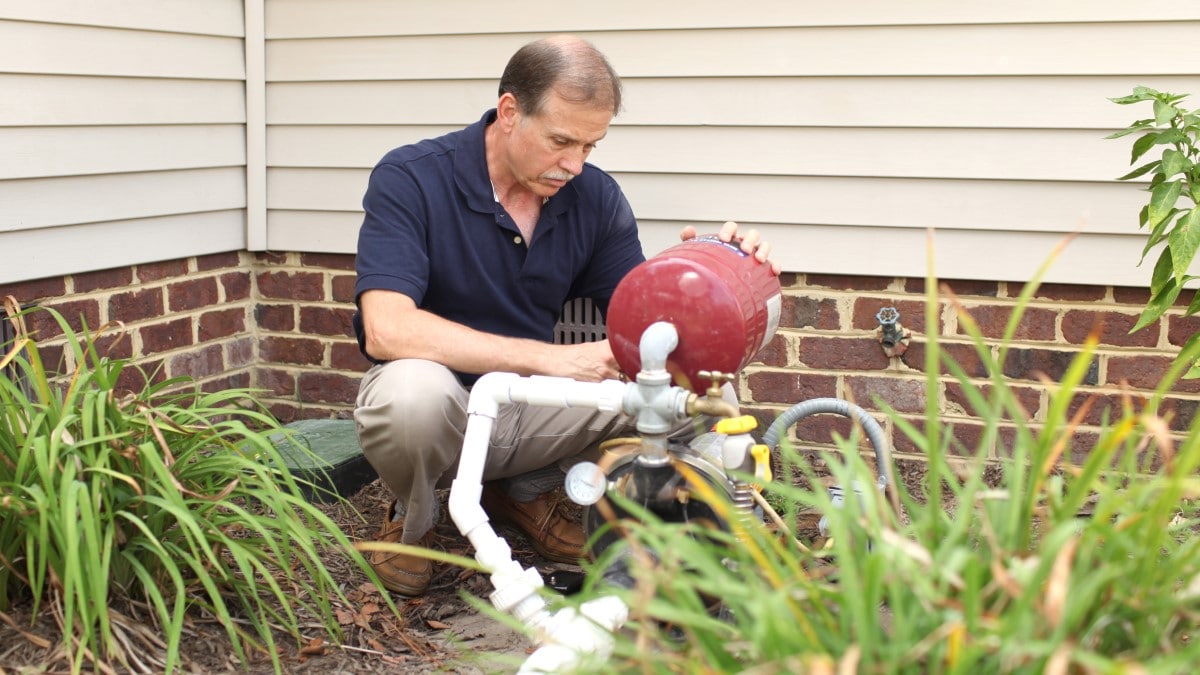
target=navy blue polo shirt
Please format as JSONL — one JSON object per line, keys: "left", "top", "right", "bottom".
{"left": 354, "top": 109, "right": 645, "bottom": 384}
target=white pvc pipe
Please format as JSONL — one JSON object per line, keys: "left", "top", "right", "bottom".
{"left": 449, "top": 326, "right": 691, "bottom": 671}
{"left": 518, "top": 596, "right": 629, "bottom": 674}
{"left": 638, "top": 321, "right": 678, "bottom": 373}
{"left": 447, "top": 372, "right": 633, "bottom": 662}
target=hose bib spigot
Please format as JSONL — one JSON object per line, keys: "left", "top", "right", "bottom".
{"left": 875, "top": 307, "right": 910, "bottom": 357}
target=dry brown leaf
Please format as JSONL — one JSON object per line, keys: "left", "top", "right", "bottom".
{"left": 1044, "top": 537, "right": 1079, "bottom": 628}
{"left": 426, "top": 619, "right": 451, "bottom": 630}
{"left": 335, "top": 608, "right": 355, "bottom": 626}
{"left": 299, "top": 637, "right": 326, "bottom": 656}
{"left": 990, "top": 558, "right": 1024, "bottom": 599}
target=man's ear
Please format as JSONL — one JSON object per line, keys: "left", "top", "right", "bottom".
{"left": 496, "top": 93, "right": 521, "bottom": 131}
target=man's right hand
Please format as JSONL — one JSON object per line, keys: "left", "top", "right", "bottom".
{"left": 549, "top": 339, "right": 621, "bottom": 382}
{"left": 360, "top": 289, "right": 624, "bottom": 381}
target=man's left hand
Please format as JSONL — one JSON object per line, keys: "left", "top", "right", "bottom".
{"left": 679, "top": 221, "right": 781, "bottom": 275}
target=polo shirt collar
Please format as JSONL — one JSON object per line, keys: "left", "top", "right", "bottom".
{"left": 454, "top": 109, "right": 578, "bottom": 218}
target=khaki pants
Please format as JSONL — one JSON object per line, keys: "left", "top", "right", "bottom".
{"left": 354, "top": 359, "right": 725, "bottom": 543}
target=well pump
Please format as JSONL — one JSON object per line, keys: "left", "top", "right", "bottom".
{"left": 446, "top": 235, "right": 854, "bottom": 673}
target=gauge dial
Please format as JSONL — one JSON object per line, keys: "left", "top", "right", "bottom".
{"left": 564, "top": 461, "right": 608, "bottom": 505}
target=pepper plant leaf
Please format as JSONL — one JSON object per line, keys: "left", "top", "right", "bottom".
{"left": 1169, "top": 208, "right": 1200, "bottom": 284}
{"left": 1155, "top": 99, "right": 1181, "bottom": 125}
{"left": 1133, "top": 260, "right": 1179, "bottom": 333}
{"left": 1148, "top": 180, "right": 1183, "bottom": 228}
{"left": 1118, "top": 160, "right": 1160, "bottom": 181}
{"left": 1131, "top": 132, "right": 1160, "bottom": 164}
{"left": 1109, "top": 87, "right": 1161, "bottom": 105}
{"left": 1161, "top": 149, "right": 1188, "bottom": 178}
{"left": 1105, "top": 119, "right": 1155, "bottom": 139}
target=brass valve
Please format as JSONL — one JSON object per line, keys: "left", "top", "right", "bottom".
{"left": 688, "top": 370, "right": 739, "bottom": 418}
{"left": 698, "top": 370, "right": 736, "bottom": 397}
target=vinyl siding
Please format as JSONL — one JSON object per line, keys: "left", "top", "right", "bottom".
{"left": 260, "top": 2, "right": 1200, "bottom": 286}
{"left": 3, "top": 2, "right": 1199, "bottom": 287}
{"left": 0, "top": 3, "right": 247, "bottom": 285}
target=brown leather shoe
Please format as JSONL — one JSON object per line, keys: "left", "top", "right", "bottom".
{"left": 481, "top": 483, "right": 585, "bottom": 564}
{"left": 369, "top": 502, "right": 433, "bottom": 596}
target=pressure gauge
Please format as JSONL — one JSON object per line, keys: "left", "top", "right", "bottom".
{"left": 564, "top": 461, "right": 608, "bottom": 506}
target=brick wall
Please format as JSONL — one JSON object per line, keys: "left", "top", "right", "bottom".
{"left": 740, "top": 274, "right": 1200, "bottom": 464}
{"left": 1, "top": 252, "right": 254, "bottom": 396}
{"left": 252, "top": 252, "right": 365, "bottom": 422}
{"left": 0, "top": 251, "right": 368, "bottom": 423}
{"left": 4, "top": 254, "right": 1197, "bottom": 464}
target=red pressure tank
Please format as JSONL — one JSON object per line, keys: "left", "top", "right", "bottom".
{"left": 607, "top": 235, "right": 782, "bottom": 392}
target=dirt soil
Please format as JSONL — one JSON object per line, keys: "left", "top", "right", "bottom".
{"left": 0, "top": 458, "right": 943, "bottom": 675}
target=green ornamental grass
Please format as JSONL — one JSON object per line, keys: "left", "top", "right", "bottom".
{"left": 556, "top": 241, "right": 1200, "bottom": 673}
{"left": 0, "top": 297, "right": 391, "bottom": 674}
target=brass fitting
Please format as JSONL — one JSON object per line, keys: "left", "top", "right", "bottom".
{"left": 686, "top": 370, "right": 740, "bottom": 418}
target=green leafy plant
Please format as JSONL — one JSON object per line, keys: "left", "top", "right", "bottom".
{"left": 1109, "top": 87, "right": 1200, "bottom": 344}
{"left": 554, "top": 247, "right": 1200, "bottom": 673}
{"left": 0, "top": 298, "right": 389, "bottom": 674}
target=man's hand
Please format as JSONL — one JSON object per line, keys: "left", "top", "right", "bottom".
{"left": 680, "top": 221, "right": 781, "bottom": 276}
{"left": 547, "top": 339, "right": 621, "bottom": 382}
{"left": 361, "top": 290, "right": 627, "bottom": 380}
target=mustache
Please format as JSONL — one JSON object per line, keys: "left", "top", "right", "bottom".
{"left": 541, "top": 171, "right": 575, "bottom": 182}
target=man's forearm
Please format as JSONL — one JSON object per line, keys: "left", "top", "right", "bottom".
{"left": 365, "top": 307, "right": 553, "bottom": 376}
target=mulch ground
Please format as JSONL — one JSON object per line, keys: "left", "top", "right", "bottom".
{"left": 0, "top": 457, "right": 945, "bottom": 674}
{"left": 0, "top": 480, "right": 570, "bottom": 674}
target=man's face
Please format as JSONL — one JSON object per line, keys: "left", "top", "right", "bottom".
{"left": 506, "top": 92, "right": 613, "bottom": 198}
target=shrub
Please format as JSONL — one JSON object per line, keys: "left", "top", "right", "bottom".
{"left": 0, "top": 298, "right": 386, "bottom": 674}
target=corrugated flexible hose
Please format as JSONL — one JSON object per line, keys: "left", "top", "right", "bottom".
{"left": 762, "top": 397, "right": 892, "bottom": 492}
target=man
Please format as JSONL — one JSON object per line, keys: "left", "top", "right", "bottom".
{"left": 353, "top": 35, "right": 776, "bottom": 596}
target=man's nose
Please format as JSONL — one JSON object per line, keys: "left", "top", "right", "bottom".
{"left": 560, "top": 150, "right": 585, "bottom": 175}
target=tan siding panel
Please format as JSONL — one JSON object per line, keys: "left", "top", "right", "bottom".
{"left": 618, "top": 173, "right": 1142, "bottom": 236}
{"left": 267, "top": 23, "right": 1200, "bottom": 81}
{"left": 575, "top": 127, "right": 1131, "bottom": 183}
{"left": 266, "top": 209, "right": 360, "bottom": 253}
{"left": 265, "top": 168, "right": 364, "bottom": 211}
{"left": 618, "top": 76, "right": 1200, "bottom": 129}
{"left": 1, "top": 20, "right": 245, "bottom": 79}
{"left": 637, "top": 221, "right": 1154, "bottom": 287}
{"left": 0, "top": 210, "right": 245, "bottom": 286}
{"left": 265, "top": 0, "right": 1200, "bottom": 39}
{"left": 265, "top": 125, "right": 1131, "bottom": 183}
{"left": 267, "top": 125, "right": 458, "bottom": 168}
{"left": 0, "top": 75, "right": 246, "bottom": 126}
{"left": 262, "top": 167, "right": 1144, "bottom": 237}
{"left": 260, "top": 168, "right": 1147, "bottom": 240}
{"left": 266, "top": 33, "right": 524, "bottom": 82}
{"left": 0, "top": 168, "right": 246, "bottom": 232}
{"left": 265, "top": 207, "right": 1159, "bottom": 288}
{"left": 0, "top": 0, "right": 244, "bottom": 37}
{"left": 266, "top": 81, "right": 493, "bottom": 125}
{"left": 0, "top": 125, "right": 245, "bottom": 179}
{"left": 600, "top": 25, "right": 1200, "bottom": 77}
{"left": 263, "top": 76, "right": 1200, "bottom": 130}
